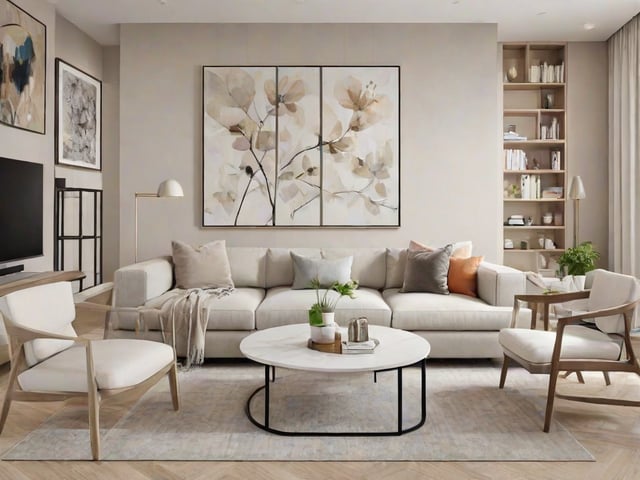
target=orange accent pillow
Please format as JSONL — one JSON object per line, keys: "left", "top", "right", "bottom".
{"left": 448, "top": 256, "right": 484, "bottom": 297}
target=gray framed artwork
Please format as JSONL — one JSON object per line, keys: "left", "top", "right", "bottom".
{"left": 55, "top": 58, "right": 102, "bottom": 171}
{"left": 0, "top": 0, "right": 46, "bottom": 134}
{"left": 202, "top": 65, "right": 400, "bottom": 227}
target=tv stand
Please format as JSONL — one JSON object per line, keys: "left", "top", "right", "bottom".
{"left": 0, "top": 271, "right": 85, "bottom": 297}
{"left": 0, "top": 264, "right": 24, "bottom": 277}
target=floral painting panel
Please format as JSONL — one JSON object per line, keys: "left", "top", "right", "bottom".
{"left": 275, "top": 67, "right": 321, "bottom": 226}
{"left": 321, "top": 67, "right": 400, "bottom": 226}
{"left": 55, "top": 59, "right": 102, "bottom": 170}
{"left": 0, "top": 0, "right": 46, "bottom": 134}
{"left": 203, "top": 66, "right": 277, "bottom": 226}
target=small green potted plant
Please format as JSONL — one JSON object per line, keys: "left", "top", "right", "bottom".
{"left": 557, "top": 241, "right": 600, "bottom": 289}
{"left": 308, "top": 278, "right": 358, "bottom": 344}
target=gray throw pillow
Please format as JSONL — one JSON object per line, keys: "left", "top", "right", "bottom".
{"left": 291, "top": 252, "right": 353, "bottom": 290}
{"left": 172, "top": 240, "right": 234, "bottom": 289}
{"left": 401, "top": 244, "right": 453, "bottom": 294}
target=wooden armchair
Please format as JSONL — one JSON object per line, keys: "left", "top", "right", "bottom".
{"left": 498, "top": 269, "right": 640, "bottom": 432}
{"left": 0, "top": 282, "right": 180, "bottom": 460}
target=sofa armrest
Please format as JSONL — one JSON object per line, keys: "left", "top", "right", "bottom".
{"left": 113, "top": 257, "right": 174, "bottom": 307}
{"left": 477, "top": 261, "right": 526, "bottom": 307}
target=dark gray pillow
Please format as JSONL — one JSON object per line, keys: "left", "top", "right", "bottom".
{"left": 401, "top": 244, "right": 453, "bottom": 294}
{"left": 291, "top": 252, "right": 353, "bottom": 289}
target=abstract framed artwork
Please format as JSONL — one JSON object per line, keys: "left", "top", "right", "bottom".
{"left": 55, "top": 58, "right": 102, "bottom": 171}
{"left": 202, "top": 65, "right": 399, "bottom": 227}
{"left": 0, "top": 0, "right": 46, "bottom": 134}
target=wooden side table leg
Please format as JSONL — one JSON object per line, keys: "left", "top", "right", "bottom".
{"left": 530, "top": 303, "right": 539, "bottom": 330}
{"left": 543, "top": 303, "right": 550, "bottom": 331}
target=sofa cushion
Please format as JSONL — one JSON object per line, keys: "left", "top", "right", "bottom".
{"left": 136, "top": 288, "right": 264, "bottom": 332}
{"left": 385, "top": 248, "right": 407, "bottom": 289}
{"left": 384, "top": 288, "right": 519, "bottom": 331}
{"left": 291, "top": 252, "right": 353, "bottom": 289}
{"left": 172, "top": 240, "right": 234, "bottom": 289}
{"left": 322, "top": 248, "right": 387, "bottom": 289}
{"left": 448, "top": 256, "right": 484, "bottom": 297}
{"left": 256, "top": 287, "right": 391, "bottom": 330}
{"left": 401, "top": 245, "right": 452, "bottom": 294}
{"left": 226, "top": 247, "right": 267, "bottom": 288}
{"left": 265, "top": 248, "right": 321, "bottom": 288}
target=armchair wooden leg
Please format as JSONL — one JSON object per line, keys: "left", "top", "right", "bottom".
{"left": 0, "top": 364, "right": 19, "bottom": 434}
{"left": 603, "top": 371, "right": 611, "bottom": 386}
{"left": 169, "top": 362, "right": 180, "bottom": 411}
{"left": 575, "top": 371, "right": 585, "bottom": 384}
{"left": 88, "top": 392, "right": 100, "bottom": 460}
{"left": 543, "top": 368, "right": 560, "bottom": 432}
{"left": 499, "top": 355, "right": 510, "bottom": 389}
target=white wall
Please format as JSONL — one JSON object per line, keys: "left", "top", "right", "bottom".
{"left": 119, "top": 23, "right": 501, "bottom": 265}
{"left": 567, "top": 42, "right": 609, "bottom": 267}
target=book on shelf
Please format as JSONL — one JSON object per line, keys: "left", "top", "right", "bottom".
{"left": 520, "top": 174, "right": 541, "bottom": 199}
{"left": 504, "top": 131, "right": 527, "bottom": 141}
{"left": 529, "top": 61, "right": 564, "bottom": 83}
{"left": 504, "top": 149, "right": 527, "bottom": 170}
{"left": 542, "top": 187, "right": 563, "bottom": 199}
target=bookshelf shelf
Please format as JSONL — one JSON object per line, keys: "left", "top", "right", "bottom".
{"left": 502, "top": 42, "right": 567, "bottom": 274}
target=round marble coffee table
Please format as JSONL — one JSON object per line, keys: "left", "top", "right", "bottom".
{"left": 239, "top": 323, "right": 430, "bottom": 436}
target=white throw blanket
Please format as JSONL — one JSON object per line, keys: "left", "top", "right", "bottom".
{"left": 149, "top": 287, "right": 233, "bottom": 368}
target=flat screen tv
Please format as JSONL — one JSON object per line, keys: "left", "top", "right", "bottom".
{"left": 0, "top": 157, "right": 43, "bottom": 264}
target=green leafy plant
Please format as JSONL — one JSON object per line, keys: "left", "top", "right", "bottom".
{"left": 308, "top": 278, "right": 358, "bottom": 326}
{"left": 557, "top": 242, "right": 600, "bottom": 276}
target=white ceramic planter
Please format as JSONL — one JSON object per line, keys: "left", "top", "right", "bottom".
{"left": 310, "top": 324, "right": 336, "bottom": 344}
{"left": 571, "top": 275, "right": 586, "bottom": 291}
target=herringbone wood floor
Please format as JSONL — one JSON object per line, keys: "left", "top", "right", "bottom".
{"left": 0, "top": 310, "right": 639, "bottom": 479}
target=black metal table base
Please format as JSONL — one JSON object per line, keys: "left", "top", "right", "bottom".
{"left": 245, "top": 359, "right": 427, "bottom": 436}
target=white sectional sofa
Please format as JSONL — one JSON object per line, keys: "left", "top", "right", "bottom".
{"left": 109, "top": 247, "right": 529, "bottom": 359}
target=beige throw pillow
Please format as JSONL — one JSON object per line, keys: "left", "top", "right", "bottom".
{"left": 172, "top": 240, "right": 234, "bottom": 289}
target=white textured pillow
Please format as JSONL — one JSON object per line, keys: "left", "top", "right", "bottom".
{"left": 172, "top": 240, "right": 234, "bottom": 289}
{"left": 291, "top": 252, "right": 353, "bottom": 290}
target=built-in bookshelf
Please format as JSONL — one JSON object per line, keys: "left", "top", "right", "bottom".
{"left": 502, "top": 43, "right": 567, "bottom": 274}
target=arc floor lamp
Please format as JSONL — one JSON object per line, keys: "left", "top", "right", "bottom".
{"left": 135, "top": 179, "right": 184, "bottom": 262}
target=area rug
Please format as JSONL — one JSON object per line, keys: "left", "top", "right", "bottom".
{"left": 2, "top": 360, "right": 593, "bottom": 461}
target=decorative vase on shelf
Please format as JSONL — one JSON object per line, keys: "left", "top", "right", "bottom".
{"left": 507, "top": 66, "right": 518, "bottom": 82}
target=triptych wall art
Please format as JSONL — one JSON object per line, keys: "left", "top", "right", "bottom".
{"left": 0, "top": 0, "right": 46, "bottom": 134}
{"left": 202, "top": 66, "right": 400, "bottom": 227}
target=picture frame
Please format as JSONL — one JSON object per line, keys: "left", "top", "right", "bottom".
{"left": 0, "top": 0, "right": 47, "bottom": 134}
{"left": 55, "top": 58, "right": 102, "bottom": 171}
{"left": 202, "top": 65, "right": 400, "bottom": 227}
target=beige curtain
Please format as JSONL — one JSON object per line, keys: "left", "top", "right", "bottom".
{"left": 609, "top": 14, "right": 640, "bottom": 276}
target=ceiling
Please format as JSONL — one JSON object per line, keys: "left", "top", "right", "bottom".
{"left": 49, "top": 0, "right": 640, "bottom": 46}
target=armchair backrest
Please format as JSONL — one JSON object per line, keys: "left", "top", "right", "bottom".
{"left": 4, "top": 282, "right": 78, "bottom": 367}
{"left": 587, "top": 270, "right": 640, "bottom": 333}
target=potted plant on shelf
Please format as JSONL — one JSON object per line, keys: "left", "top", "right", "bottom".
{"left": 309, "top": 278, "right": 358, "bottom": 344}
{"left": 557, "top": 241, "right": 600, "bottom": 290}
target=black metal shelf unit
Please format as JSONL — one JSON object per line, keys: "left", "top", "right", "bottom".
{"left": 54, "top": 186, "right": 103, "bottom": 291}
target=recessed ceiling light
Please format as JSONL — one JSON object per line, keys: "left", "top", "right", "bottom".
{"left": 583, "top": 23, "right": 596, "bottom": 30}
{"left": 536, "top": 11, "right": 547, "bottom": 16}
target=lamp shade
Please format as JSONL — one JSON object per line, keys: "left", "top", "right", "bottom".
{"left": 156, "top": 179, "right": 184, "bottom": 198}
{"left": 569, "top": 176, "right": 586, "bottom": 200}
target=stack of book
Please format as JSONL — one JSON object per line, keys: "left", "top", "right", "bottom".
{"left": 520, "top": 174, "right": 541, "bottom": 199}
{"left": 341, "top": 338, "right": 379, "bottom": 354}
